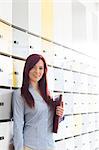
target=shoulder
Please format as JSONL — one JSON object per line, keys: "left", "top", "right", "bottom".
{"left": 13, "top": 88, "right": 21, "bottom": 97}
{"left": 12, "top": 88, "right": 24, "bottom": 105}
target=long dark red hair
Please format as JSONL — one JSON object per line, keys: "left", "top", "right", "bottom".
{"left": 21, "top": 54, "right": 51, "bottom": 108}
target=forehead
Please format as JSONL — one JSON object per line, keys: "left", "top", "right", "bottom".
{"left": 35, "top": 59, "right": 44, "bottom": 66}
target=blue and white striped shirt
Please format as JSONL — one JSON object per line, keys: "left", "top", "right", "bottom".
{"left": 12, "top": 85, "right": 55, "bottom": 150}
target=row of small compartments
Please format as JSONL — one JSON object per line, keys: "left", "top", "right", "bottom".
{"left": 0, "top": 121, "right": 98, "bottom": 150}
{"left": 0, "top": 88, "right": 99, "bottom": 120}
{"left": 0, "top": 54, "right": 99, "bottom": 93}
{"left": 0, "top": 21, "right": 99, "bottom": 76}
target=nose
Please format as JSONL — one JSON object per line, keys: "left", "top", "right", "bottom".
{"left": 34, "top": 68, "right": 39, "bottom": 74}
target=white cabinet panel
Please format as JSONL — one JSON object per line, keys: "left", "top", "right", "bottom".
{"left": 65, "top": 137, "right": 74, "bottom": 150}
{"left": 95, "top": 113, "right": 99, "bottom": 130}
{"left": 28, "top": 34, "right": 41, "bottom": 55}
{"left": 55, "top": 140, "right": 66, "bottom": 150}
{"left": 87, "top": 113, "right": 95, "bottom": 132}
{"left": 63, "top": 70, "right": 73, "bottom": 92}
{"left": 0, "top": 121, "right": 13, "bottom": 150}
{"left": 63, "top": 93, "right": 73, "bottom": 115}
{"left": 12, "top": 59, "right": 25, "bottom": 88}
{"left": 53, "top": 68, "right": 64, "bottom": 91}
{"left": 89, "top": 132, "right": 95, "bottom": 150}
{"left": 72, "top": 115, "right": 82, "bottom": 136}
{"left": 47, "top": 67, "right": 54, "bottom": 91}
{"left": 0, "top": 89, "right": 12, "bottom": 120}
{"left": 62, "top": 48, "right": 72, "bottom": 70}
{"left": 82, "top": 114, "right": 89, "bottom": 133}
{"left": 0, "top": 55, "right": 12, "bottom": 86}
{"left": 73, "top": 94, "right": 81, "bottom": 114}
{"left": 64, "top": 115, "right": 73, "bottom": 137}
{"left": 79, "top": 74, "right": 88, "bottom": 93}
{"left": 72, "top": 72, "right": 80, "bottom": 92}
{"left": 28, "top": 0, "right": 41, "bottom": 35}
{"left": 0, "top": 0, "right": 12, "bottom": 23}
{"left": 12, "top": 0, "right": 28, "bottom": 30}
{"left": 81, "top": 134, "right": 90, "bottom": 150}
{"left": 74, "top": 136, "right": 82, "bottom": 150}
{"left": 53, "top": 44, "right": 64, "bottom": 68}
{"left": 0, "top": 21, "right": 12, "bottom": 55}
{"left": 80, "top": 95, "right": 88, "bottom": 113}
{"left": 12, "top": 28, "right": 28, "bottom": 58}
{"left": 41, "top": 39, "right": 53, "bottom": 66}
{"left": 94, "top": 131, "right": 99, "bottom": 150}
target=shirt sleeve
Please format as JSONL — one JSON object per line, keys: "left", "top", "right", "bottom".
{"left": 12, "top": 90, "right": 24, "bottom": 150}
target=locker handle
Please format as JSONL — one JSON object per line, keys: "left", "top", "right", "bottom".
{"left": 14, "top": 71, "right": 19, "bottom": 75}
{"left": 43, "top": 50, "right": 46, "bottom": 53}
{"left": 30, "top": 45, "right": 33, "bottom": 49}
{"left": 14, "top": 40, "right": 19, "bottom": 44}
{"left": 64, "top": 56, "right": 67, "bottom": 60}
{"left": 0, "top": 102, "right": 4, "bottom": 106}
{"left": 0, "top": 34, "right": 3, "bottom": 38}
{"left": 0, "top": 68, "right": 3, "bottom": 72}
{"left": 0, "top": 136, "right": 4, "bottom": 140}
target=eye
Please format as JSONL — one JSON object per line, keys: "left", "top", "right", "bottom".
{"left": 39, "top": 67, "right": 43, "bottom": 70}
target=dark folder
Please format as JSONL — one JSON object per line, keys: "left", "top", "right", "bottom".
{"left": 52, "top": 94, "right": 62, "bottom": 133}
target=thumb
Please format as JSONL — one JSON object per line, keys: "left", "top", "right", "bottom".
{"left": 60, "top": 101, "right": 63, "bottom": 107}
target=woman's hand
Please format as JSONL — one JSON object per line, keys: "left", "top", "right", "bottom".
{"left": 56, "top": 102, "right": 64, "bottom": 117}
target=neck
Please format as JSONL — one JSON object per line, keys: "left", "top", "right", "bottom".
{"left": 30, "top": 81, "right": 39, "bottom": 90}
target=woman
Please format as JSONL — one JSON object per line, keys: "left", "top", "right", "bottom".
{"left": 12, "top": 54, "right": 64, "bottom": 150}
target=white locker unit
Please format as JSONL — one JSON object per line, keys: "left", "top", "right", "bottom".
{"left": 95, "top": 113, "right": 99, "bottom": 130}
{"left": 0, "top": 21, "right": 12, "bottom": 55}
{"left": 65, "top": 137, "right": 75, "bottom": 150}
{"left": 12, "top": 28, "right": 29, "bottom": 58}
{"left": 62, "top": 47, "right": 73, "bottom": 70}
{"left": 53, "top": 44, "right": 64, "bottom": 68}
{"left": 0, "top": 89, "right": 12, "bottom": 120}
{"left": 73, "top": 94, "right": 81, "bottom": 114}
{"left": 53, "top": 68, "right": 64, "bottom": 92}
{"left": 72, "top": 72, "right": 80, "bottom": 93}
{"left": 63, "top": 93, "right": 73, "bottom": 115}
{"left": 28, "top": 34, "right": 41, "bottom": 55}
{"left": 79, "top": 94, "right": 88, "bottom": 113}
{"left": 12, "top": 58, "right": 25, "bottom": 88}
{"left": 63, "top": 70, "right": 73, "bottom": 92}
{"left": 0, "top": 55, "right": 13, "bottom": 87}
{"left": 72, "top": 114, "right": 82, "bottom": 136}
{"left": 55, "top": 140, "right": 66, "bottom": 150}
{"left": 81, "top": 114, "right": 89, "bottom": 133}
{"left": 80, "top": 134, "right": 90, "bottom": 150}
{"left": 88, "top": 132, "right": 96, "bottom": 150}
{"left": 63, "top": 115, "right": 73, "bottom": 137}
{"left": 74, "top": 136, "right": 82, "bottom": 150}
{"left": 0, "top": 122, "right": 13, "bottom": 150}
{"left": 87, "top": 113, "right": 95, "bottom": 132}
{"left": 94, "top": 131, "right": 99, "bottom": 150}
{"left": 47, "top": 66, "right": 54, "bottom": 91}
{"left": 41, "top": 39, "right": 53, "bottom": 66}
{"left": 79, "top": 73, "right": 88, "bottom": 93}
{"left": 0, "top": 0, "right": 12, "bottom": 24}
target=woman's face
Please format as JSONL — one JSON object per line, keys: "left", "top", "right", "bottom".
{"left": 29, "top": 59, "right": 44, "bottom": 83}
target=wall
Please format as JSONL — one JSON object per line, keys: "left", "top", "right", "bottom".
{"left": 0, "top": 0, "right": 99, "bottom": 150}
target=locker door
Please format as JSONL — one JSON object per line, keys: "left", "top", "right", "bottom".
{"left": 28, "top": 34, "right": 41, "bottom": 55}
{"left": 12, "top": 58, "right": 25, "bottom": 88}
{"left": 0, "top": 55, "right": 12, "bottom": 87}
{"left": 0, "top": 122, "right": 13, "bottom": 150}
{"left": 12, "top": 28, "right": 28, "bottom": 58}
{"left": 0, "top": 89, "right": 12, "bottom": 120}
{"left": 0, "top": 21, "right": 12, "bottom": 55}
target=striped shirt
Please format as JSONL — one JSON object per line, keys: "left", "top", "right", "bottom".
{"left": 12, "top": 84, "right": 55, "bottom": 150}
